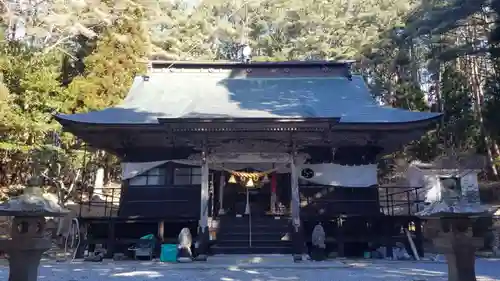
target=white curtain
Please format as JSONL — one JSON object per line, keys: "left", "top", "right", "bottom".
{"left": 121, "top": 157, "right": 380, "bottom": 188}
{"left": 121, "top": 160, "right": 168, "bottom": 180}
{"left": 121, "top": 153, "right": 308, "bottom": 179}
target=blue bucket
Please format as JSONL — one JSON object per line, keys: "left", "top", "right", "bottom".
{"left": 160, "top": 244, "right": 178, "bottom": 262}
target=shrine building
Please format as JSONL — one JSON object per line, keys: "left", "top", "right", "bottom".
{"left": 55, "top": 60, "right": 442, "bottom": 259}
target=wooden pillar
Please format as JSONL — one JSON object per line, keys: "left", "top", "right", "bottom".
{"left": 197, "top": 148, "right": 210, "bottom": 258}
{"left": 219, "top": 173, "right": 225, "bottom": 215}
{"left": 200, "top": 149, "right": 209, "bottom": 230}
{"left": 415, "top": 219, "right": 424, "bottom": 257}
{"left": 338, "top": 216, "right": 345, "bottom": 257}
{"left": 290, "top": 148, "right": 303, "bottom": 261}
{"left": 270, "top": 174, "right": 277, "bottom": 214}
{"left": 106, "top": 220, "right": 116, "bottom": 258}
{"left": 290, "top": 151, "right": 300, "bottom": 223}
{"left": 157, "top": 220, "right": 164, "bottom": 242}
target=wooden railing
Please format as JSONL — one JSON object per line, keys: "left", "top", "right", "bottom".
{"left": 74, "top": 185, "right": 425, "bottom": 219}
{"left": 75, "top": 187, "right": 121, "bottom": 218}
{"left": 379, "top": 185, "right": 426, "bottom": 216}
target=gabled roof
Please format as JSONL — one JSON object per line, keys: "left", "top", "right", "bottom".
{"left": 55, "top": 63, "right": 441, "bottom": 125}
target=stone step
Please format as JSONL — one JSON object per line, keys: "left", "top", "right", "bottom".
{"left": 219, "top": 216, "right": 290, "bottom": 223}
{"left": 211, "top": 245, "right": 293, "bottom": 255}
{"left": 216, "top": 215, "right": 292, "bottom": 255}
{"left": 216, "top": 239, "right": 293, "bottom": 248}
{"left": 219, "top": 222, "right": 289, "bottom": 229}
{"left": 217, "top": 232, "right": 290, "bottom": 241}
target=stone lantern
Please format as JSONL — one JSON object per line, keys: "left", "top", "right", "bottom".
{"left": 417, "top": 174, "right": 490, "bottom": 281}
{"left": 0, "top": 177, "right": 69, "bottom": 281}
{"left": 411, "top": 151, "right": 495, "bottom": 281}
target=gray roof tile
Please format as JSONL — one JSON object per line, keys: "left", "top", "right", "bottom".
{"left": 55, "top": 72, "right": 441, "bottom": 124}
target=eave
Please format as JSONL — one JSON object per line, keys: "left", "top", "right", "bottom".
{"left": 55, "top": 114, "right": 441, "bottom": 159}
{"left": 55, "top": 113, "right": 441, "bottom": 131}
{"left": 333, "top": 113, "right": 442, "bottom": 131}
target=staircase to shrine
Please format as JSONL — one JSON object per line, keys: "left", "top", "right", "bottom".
{"left": 212, "top": 215, "right": 293, "bottom": 254}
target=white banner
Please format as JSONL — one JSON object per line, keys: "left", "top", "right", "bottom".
{"left": 121, "top": 153, "right": 307, "bottom": 179}
{"left": 298, "top": 163, "right": 378, "bottom": 187}
{"left": 122, "top": 159, "right": 379, "bottom": 188}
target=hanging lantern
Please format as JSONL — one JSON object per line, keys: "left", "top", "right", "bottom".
{"left": 246, "top": 178, "right": 255, "bottom": 188}
{"left": 228, "top": 174, "right": 237, "bottom": 184}
{"left": 262, "top": 174, "right": 270, "bottom": 184}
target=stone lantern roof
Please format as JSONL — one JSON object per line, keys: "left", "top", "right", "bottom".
{"left": 416, "top": 200, "right": 490, "bottom": 218}
{"left": 415, "top": 152, "right": 491, "bottom": 218}
{"left": 431, "top": 151, "right": 486, "bottom": 171}
{"left": 0, "top": 186, "right": 69, "bottom": 217}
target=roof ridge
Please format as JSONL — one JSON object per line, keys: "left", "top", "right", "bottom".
{"left": 143, "top": 60, "right": 356, "bottom": 69}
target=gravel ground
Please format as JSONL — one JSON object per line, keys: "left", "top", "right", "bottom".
{"left": 1, "top": 256, "right": 500, "bottom": 281}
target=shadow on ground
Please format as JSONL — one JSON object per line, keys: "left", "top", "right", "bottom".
{"left": 0, "top": 258, "right": 499, "bottom": 281}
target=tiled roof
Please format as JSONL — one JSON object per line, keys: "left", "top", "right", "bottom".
{"left": 55, "top": 71, "right": 440, "bottom": 124}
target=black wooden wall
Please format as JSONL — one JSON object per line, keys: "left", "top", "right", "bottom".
{"left": 119, "top": 163, "right": 380, "bottom": 219}
{"left": 118, "top": 162, "right": 203, "bottom": 218}
{"left": 299, "top": 184, "right": 380, "bottom": 218}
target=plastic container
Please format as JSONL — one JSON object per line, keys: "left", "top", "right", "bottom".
{"left": 160, "top": 244, "right": 178, "bottom": 262}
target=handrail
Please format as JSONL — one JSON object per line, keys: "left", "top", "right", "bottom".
{"left": 381, "top": 186, "right": 425, "bottom": 197}
{"left": 378, "top": 185, "right": 423, "bottom": 215}
{"left": 75, "top": 187, "right": 121, "bottom": 218}
{"left": 75, "top": 185, "right": 425, "bottom": 218}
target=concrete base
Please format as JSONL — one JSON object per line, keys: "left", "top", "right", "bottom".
{"left": 7, "top": 250, "right": 44, "bottom": 281}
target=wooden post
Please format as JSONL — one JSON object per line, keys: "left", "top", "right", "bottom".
{"left": 200, "top": 149, "right": 209, "bottom": 230}
{"left": 290, "top": 147, "right": 303, "bottom": 261}
{"left": 219, "top": 173, "right": 225, "bottom": 215}
{"left": 157, "top": 220, "right": 164, "bottom": 242}
{"left": 197, "top": 147, "right": 210, "bottom": 259}
{"left": 270, "top": 174, "right": 277, "bottom": 214}
{"left": 415, "top": 219, "right": 424, "bottom": 257}
{"left": 106, "top": 220, "right": 115, "bottom": 259}
{"left": 290, "top": 150, "right": 300, "bottom": 223}
{"left": 338, "top": 216, "right": 345, "bottom": 257}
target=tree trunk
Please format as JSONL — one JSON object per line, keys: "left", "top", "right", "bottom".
{"left": 465, "top": 20, "right": 499, "bottom": 178}
{"left": 470, "top": 57, "right": 498, "bottom": 177}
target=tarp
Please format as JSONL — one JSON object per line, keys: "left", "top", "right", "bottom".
{"left": 55, "top": 72, "right": 440, "bottom": 124}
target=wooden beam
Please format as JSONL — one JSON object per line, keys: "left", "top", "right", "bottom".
{"left": 158, "top": 117, "right": 340, "bottom": 132}
{"left": 69, "top": 124, "right": 430, "bottom": 158}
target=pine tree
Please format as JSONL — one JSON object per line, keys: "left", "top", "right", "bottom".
{"left": 67, "top": 5, "right": 148, "bottom": 112}
{"left": 440, "top": 64, "right": 476, "bottom": 150}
